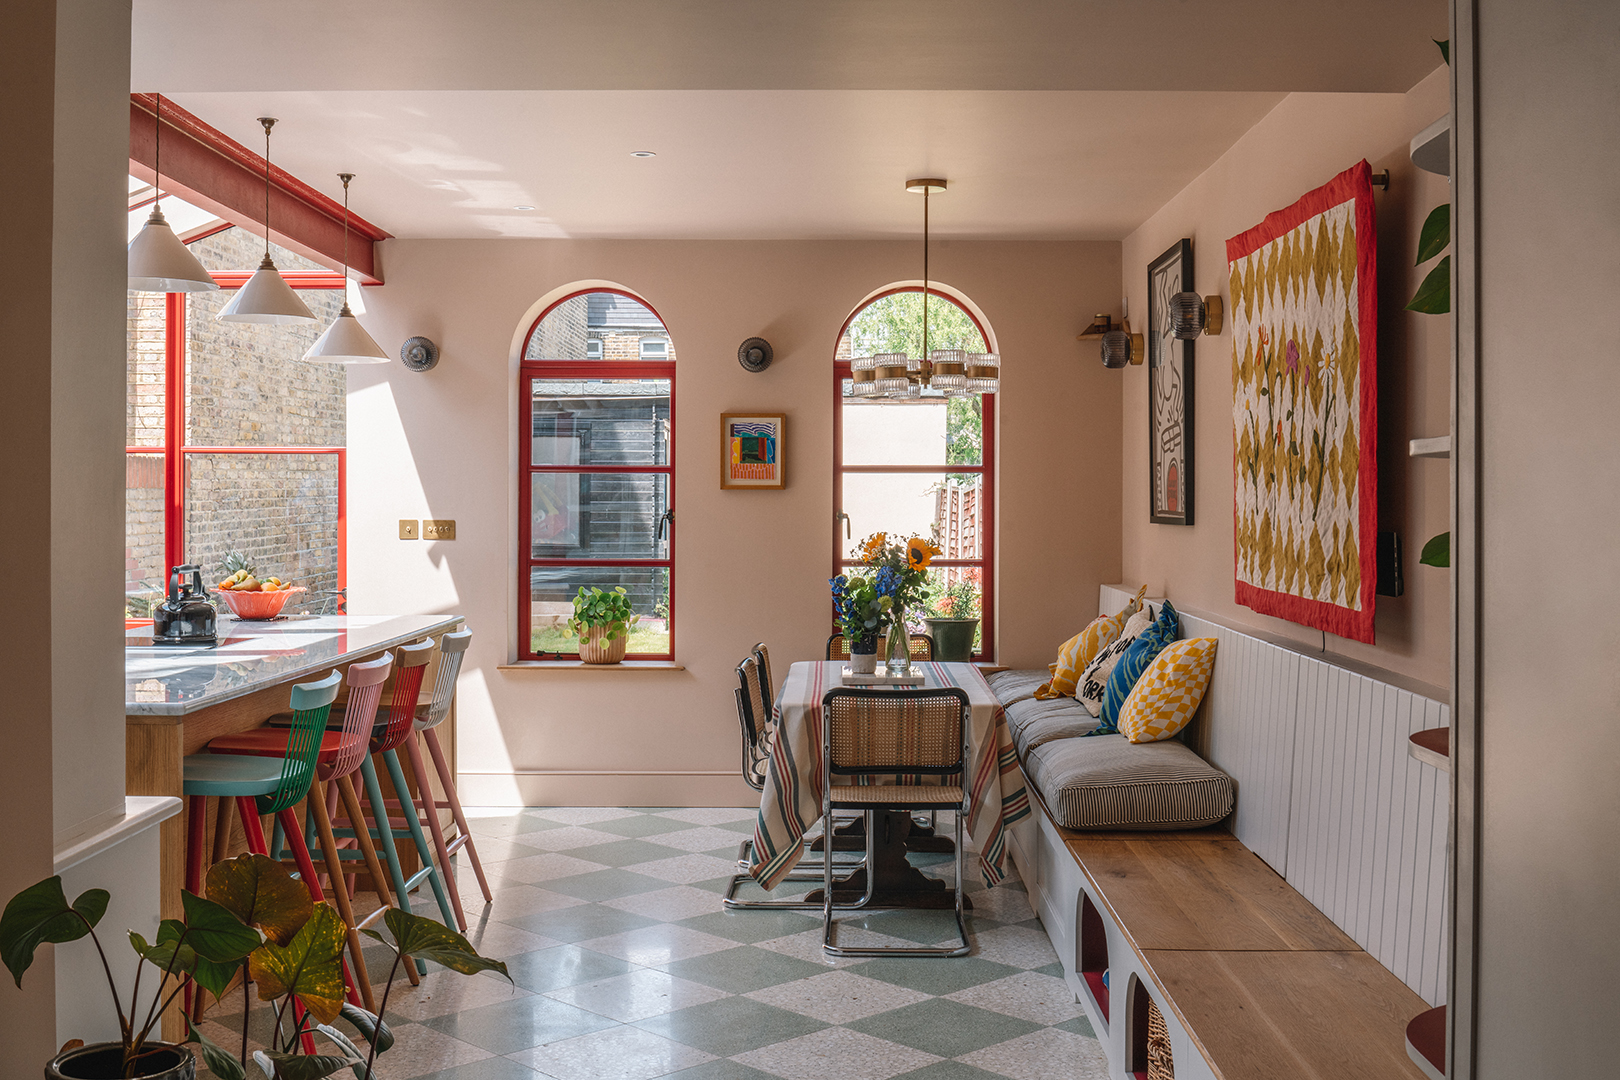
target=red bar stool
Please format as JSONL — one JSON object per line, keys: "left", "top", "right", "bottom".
{"left": 208, "top": 654, "right": 401, "bottom": 1010}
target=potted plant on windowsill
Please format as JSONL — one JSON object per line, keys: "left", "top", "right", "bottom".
{"left": 923, "top": 574, "right": 981, "bottom": 663}
{"left": 570, "top": 585, "right": 640, "bottom": 664}
{"left": 2, "top": 854, "right": 508, "bottom": 1080}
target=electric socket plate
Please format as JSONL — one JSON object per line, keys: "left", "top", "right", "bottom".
{"left": 424, "top": 519, "right": 456, "bottom": 541}
{"left": 399, "top": 519, "right": 420, "bottom": 540}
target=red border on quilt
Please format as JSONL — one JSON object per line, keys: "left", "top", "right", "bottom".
{"left": 1225, "top": 159, "right": 1379, "bottom": 644}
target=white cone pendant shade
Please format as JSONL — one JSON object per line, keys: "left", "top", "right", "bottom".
{"left": 302, "top": 303, "right": 389, "bottom": 363}
{"left": 128, "top": 205, "right": 220, "bottom": 292}
{"left": 216, "top": 254, "right": 317, "bottom": 323}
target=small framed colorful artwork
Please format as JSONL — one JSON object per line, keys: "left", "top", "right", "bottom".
{"left": 720, "top": 413, "right": 786, "bottom": 489}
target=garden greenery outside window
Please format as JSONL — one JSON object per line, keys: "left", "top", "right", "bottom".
{"left": 834, "top": 288, "right": 995, "bottom": 658}
{"left": 519, "top": 290, "right": 675, "bottom": 660}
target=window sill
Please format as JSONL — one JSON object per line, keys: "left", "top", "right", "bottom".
{"left": 499, "top": 660, "right": 685, "bottom": 671}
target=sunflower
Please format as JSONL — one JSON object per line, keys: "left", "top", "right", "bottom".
{"left": 906, "top": 537, "right": 941, "bottom": 570}
{"left": 861, "top": 533, "right": 888, "bottom": 563}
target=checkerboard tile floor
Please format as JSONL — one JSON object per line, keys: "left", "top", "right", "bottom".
{"left": 197, "top": 807, "right": 1107, "bottom": 1080}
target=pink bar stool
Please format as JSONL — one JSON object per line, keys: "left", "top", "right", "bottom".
{"left": 409, "top": 630, "right": 493, "bottom": 909}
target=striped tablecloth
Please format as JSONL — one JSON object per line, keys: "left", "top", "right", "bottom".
{"left": 748, "top": 661, "right": 1029, "bottom": 892}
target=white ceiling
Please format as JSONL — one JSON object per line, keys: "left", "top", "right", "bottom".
{"left": 135, "top": 0, "right": 1448, "bottom": 240}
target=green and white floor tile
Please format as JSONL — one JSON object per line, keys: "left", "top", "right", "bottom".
{"left": 197, "top": 807, "right": 1108, "bottom": 1080}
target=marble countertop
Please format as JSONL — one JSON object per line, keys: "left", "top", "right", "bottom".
{"left": 125, "top": 613, "right": 463, "bottom": 716}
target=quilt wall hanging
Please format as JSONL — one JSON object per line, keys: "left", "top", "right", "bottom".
{"left": 1227, "top": 159, "right": 1378, "bottom": 643}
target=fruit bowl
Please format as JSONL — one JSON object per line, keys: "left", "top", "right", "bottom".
{"left": 216, "top": 586, "right": 306, "bottom": 620}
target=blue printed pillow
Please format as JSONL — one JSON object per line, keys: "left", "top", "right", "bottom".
{"left": 1095, "top": 601, "right": 1181, "bottom": 734}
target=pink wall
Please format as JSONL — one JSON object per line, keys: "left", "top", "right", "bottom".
{"left": 350, "top": 238, "right": 1120, "bottom": 804}
{"left": 1119, "top": 70, "right": 1453, "bottom": 692}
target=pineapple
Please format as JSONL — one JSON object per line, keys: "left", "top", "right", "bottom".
{"left": 219, "top": 550, "right": 256, "bottom": 591}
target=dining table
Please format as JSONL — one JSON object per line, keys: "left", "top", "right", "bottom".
{"left": 748, "top": 660, "right": 1029, "bottom": 906}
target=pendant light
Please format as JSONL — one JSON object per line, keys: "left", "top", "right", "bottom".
{"left": 303, "top": 174, "right": 389, "bottom": 363}
{"left": 127, "top": 94, "right": 220, "bottom": 293}
{"left": 850, "top": 178, "right": 999, "bottom": 399}
{"left": 217, "top": 118, "right": 316, "bottom": 324}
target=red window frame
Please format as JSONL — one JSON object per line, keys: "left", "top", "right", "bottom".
{"left": 832, "top": 287, "right": 996, "bottom": 660}
{"left": 517, "top": 289, "right": 676, "bottom": 662}
{"left": 128, "top": 277, "right": 348, "bottom": 603}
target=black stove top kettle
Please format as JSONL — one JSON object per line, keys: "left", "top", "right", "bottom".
{"left": 152, "top": 564, "right": 218, "bottom": 646}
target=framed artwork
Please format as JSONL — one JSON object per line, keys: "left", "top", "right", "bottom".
{"left": 720, "top": 413, "right": 786, "bottom": 489}
{"left": 1227, "top": 159, "right": 1379, "bottom": 644}
{"left": 1149, "top": 239, "right": 1195, "bottom": 525}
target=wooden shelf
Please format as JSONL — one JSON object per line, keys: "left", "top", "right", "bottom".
{"left": 1405, "top": 1005, "right": 1445, "bottom": 1080}
{"left": 1408, "top": 728, "right": 1450, "bottom": 772}
{"left": 1409, "top": 436, "right": 1451, "bottom": 458}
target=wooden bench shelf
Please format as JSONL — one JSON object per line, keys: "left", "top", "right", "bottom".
{"left": 1408, "top": 727, "right": 1450, "bottom": 771}
{"left": 1405, "top": 1005, "right": 1446, "bottom": 1080}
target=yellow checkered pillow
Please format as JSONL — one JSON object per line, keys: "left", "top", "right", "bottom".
{"left": 1034, "top": 616, "right": 1122, "bottom": 699}
{"left": 1118, "top": 638, "right": 1219, "bottom": 743}
{"left": 1034, "top": 586, "right": 1147, "bottom": 700}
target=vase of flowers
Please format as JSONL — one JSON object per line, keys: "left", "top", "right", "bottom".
{"left": 832, "top": 532, "right": 940, "bottom": 675}
{"left": 922, "top": 573, "right": 981, "bottom": 662}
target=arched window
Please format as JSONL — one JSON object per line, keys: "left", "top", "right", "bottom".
{"left": 519, "top": 289, "right": 674, "bottom": 661}
{"left": 834, "top": 287, "right": 995, "bottom": 659}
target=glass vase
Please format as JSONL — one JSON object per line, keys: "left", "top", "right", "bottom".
{"left": 885, "top": 605, "right": 912, "bottom": 676}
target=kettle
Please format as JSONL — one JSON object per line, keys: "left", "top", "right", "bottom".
{"left": 152, "top": 565, "right": 218, "bottom": 646}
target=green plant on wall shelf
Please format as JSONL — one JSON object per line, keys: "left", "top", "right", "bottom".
{"left": 1413, "top": 37, "right": 1452, "bottom": 567}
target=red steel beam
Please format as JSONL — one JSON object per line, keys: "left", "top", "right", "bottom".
{"left": 130, "top": 94, "right": 391, "bottom": 285}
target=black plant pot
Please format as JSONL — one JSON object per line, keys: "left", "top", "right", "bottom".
{"left": 46, "top": 1042, "right": 195, "bottom": 1080}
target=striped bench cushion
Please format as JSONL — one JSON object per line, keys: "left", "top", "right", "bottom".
{"left": 988, "top": 670, "right": 1101, "bottom": 756}
{"left": 1024, "top": 734, "right": 1234, "bottom": 830}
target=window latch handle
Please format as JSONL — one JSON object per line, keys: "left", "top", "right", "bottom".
{"left": 657, "top": 509, "right": 674, "bottom": 541}
{"left": 836, "top": 511, "right": 851, "bottom": 539}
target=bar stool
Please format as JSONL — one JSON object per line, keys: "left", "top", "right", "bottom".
{"left": 331, "top": 640, "right": 462, "bottom": 933}
{"left": 207, "top": 655, "right": 402, "bottom": 1010}
{"left": 181, "top": 668, "right": 355, "bottom": 1029}
{"left": 408, "top": 630, "right": 493, "bottom": 910}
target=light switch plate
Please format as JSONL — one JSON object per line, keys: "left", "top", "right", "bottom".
{"left": 398, "top": 519, "right": 419, "bottom": 540}
{"left": 424, "top": 519, "right": 457, "bottom": 541}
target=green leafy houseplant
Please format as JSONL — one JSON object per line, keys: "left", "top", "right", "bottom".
{"left": 2, "top": 854, "right": 508, "bottom": 1080}
{"left": 569, "top": 586, "right": 640, "bottom": 662}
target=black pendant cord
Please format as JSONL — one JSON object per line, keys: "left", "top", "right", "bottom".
{"left": 922, "top": 187, "right": 930, "bottom": 361}
{"left": 260, "top": 118, "right": 275, "bottom": 262}
{"left": 338, "top": 173, "right": 354, "bottom": 312}
{"left": 153, "top": 94, "right": 162, "bottom": 209}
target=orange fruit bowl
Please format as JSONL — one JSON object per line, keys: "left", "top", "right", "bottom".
{"left": 217, "top": 585, "right": 306, "bottom": 620}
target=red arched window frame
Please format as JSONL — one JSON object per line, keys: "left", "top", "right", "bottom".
{"left": 518, "top": 288, "right": 676, "bottom": 662}
{"left": 832, "top": 287, "right": 996, "bottom": 660}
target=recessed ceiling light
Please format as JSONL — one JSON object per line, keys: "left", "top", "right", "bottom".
{"left": 631, "top": 151, "right": 657, "bottom": 159}
{"left": 513, "top": 205, "right": 535, "bottom": 210}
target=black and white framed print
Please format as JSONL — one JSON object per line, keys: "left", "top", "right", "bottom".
{"left": 1148, "top": 239, "right": 1195, "bottom": 525}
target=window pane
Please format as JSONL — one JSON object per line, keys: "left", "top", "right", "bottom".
{"left": 184, "top": 287, "right": 347, "bottom": 448}
{"left": 530, "top": 378, "right": 670, "bottom": 466}
{"left": 125, "top": 453, "right": 165, "bottom": 617}
{"left": 839, "top": 474, "right": 984, "bottom": 563}
{"left": 531, "top": 472, "right": 669, "bottom": 560}
{"left": 184, "top": 452, "right": 341, "bottom": 612}
{"left": 841, "top": 388, "right": 982, "bottom": 466}
{"left": 528, "top": 566, "right": 670, "bottom": 656}
{"left": 127, "top": 292, "right": 167, "bottom": 447}
{"left": 526, "top": 291, "right": 677, "bottom": 362}
{"left": 836, "top": 291, "right": 985, "bottom": 361}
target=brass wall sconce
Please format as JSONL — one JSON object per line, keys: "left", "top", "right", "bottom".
{"left": 1078, "top": 314, "right": 1143, "bottom": 368}
{"left": 1169, "top": 293, "right": 1224, "bottom": 339}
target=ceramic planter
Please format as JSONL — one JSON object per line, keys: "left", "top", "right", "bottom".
{"left": 46, "top": 1042, "right": 195, "bottom": 1080}
{"left": 848, "top": 640, "right": 879, "bottom": 674}
{"left": 578, "top": 624, "right": 628, "bottom": 664}
{"left": 923, "top": 617, "right": 979, "bottom": 662}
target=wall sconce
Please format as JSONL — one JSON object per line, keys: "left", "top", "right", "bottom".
{"left": 1078, "top": 314, "right": 1143, "bottom": 369}
{"left": 400, "top": 336, "right": 439, "bottom": 371}
{"left": 1169, "top": 293, "right": 1224, "bottom": 339}
{"left": 737, "top": 337, "right": 773, "bottom": 372}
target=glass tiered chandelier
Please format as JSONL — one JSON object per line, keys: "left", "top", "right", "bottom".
{"left": 849, "top": 178, "right": 1000, "bottom": 399}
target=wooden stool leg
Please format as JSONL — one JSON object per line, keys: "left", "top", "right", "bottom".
{"left": 309, "top": 781, "right": 376, "bottom": 1012}
{"left": 404, "top": 737, "right": 466, "bottom": 930}
{"left": 276, "top": 809, "right": 362, "bottom": 1009}
{"left": 382, "top": 749, "right": 458, "bottom": 932}
{"left": 424, "top": 728, "right": 492, "bottom": 903}
{"left": 212, "top": 795, "right": 233, "bottom": 865}
{"left": 185, "top": 795, "right": 207, "bottom": 896}
{"left": 335, "top": 775, "right": 419, "bottom": 987}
